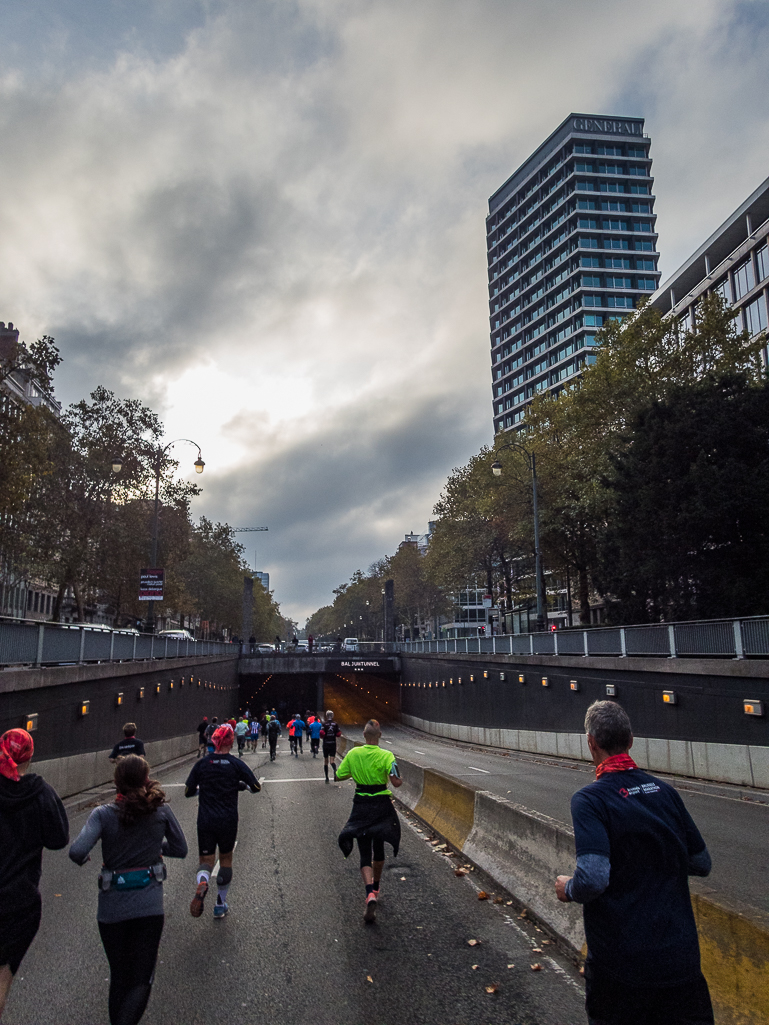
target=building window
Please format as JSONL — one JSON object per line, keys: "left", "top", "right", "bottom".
{"left": 582, "top": 275, "right": 601, "bottom": 287}
{"left": 580, "top": 236, "right": 599, "bottom": 248}
{"left": 637, "top": 278, "right": 656, "bottom": 290}
{"left": 756, "top": 244, "right": 768, "bottom": 284}
{"left": 744, "top": 295, "right": 768, "bottom": 337}
{"left": 733, "top": 258, "right": 755, "bottom": 301}
{"left": 606, "top": 276, "right": 632, "bottom": 288}
{"left": 714, "top": 277, "right": 732, "bottom": 303}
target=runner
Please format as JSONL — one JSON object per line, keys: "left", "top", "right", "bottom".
{"left": 289, "top": 714, "right": 305, "bottom": 757}
{"left": 308, "top": 716, "right": 323, "bottom": 758}
{"left": 260, "top": 713, "right": 269, "bottom": 750}
{"left": 320, "top": 710, "right": 342, "bottom": 783}
{"left": 69, "top": 755, "right": 187, "bottom": 1025}
{"left": 196, "top": 717, "right": 209, "bottom": 758}
{"left": 185, "top": 724, "right": 260, "bottom": 920}
{"left": 109, "top": 723, "right": 145, "bottom": 763}
{"left": 266, "top": 716, "right": 282, "bottom": 761}
{"left": 204, "top": 717, "right": 218, "bottom": 754}
{"left": 234, "top": 717, "right": 248, "bottom": 757}
{"left": 0, "top": 729, "right": 69, "bottom": 1021}
{"left": 248, "top": 717, "right": 260, "bottom": 752}
{"left": 337, "top": 720, "right": 402, "bottom": 923}
{"left": 286, "top": 715, "right": 297, "bottom": 756}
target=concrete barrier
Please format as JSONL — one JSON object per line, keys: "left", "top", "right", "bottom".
{"left": 391, "top": 749, "right": 768, "bottom": 1025}
{"left": 34, "top": 733, "right": 199, "bottom": 798}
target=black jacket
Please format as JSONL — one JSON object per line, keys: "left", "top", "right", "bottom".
{"left": 0, "top": 773, "right": 69, "bottom": 912}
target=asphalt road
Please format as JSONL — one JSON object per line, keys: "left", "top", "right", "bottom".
{"left": 377, "top": 721, "right": 769, "bottom": 915}
{"left": 7, "top": 737, "right": 585, "bottom": 1025}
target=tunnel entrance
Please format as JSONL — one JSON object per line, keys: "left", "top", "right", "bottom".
{"left": 239, "top": 670, "right": 400, "bottom": 728}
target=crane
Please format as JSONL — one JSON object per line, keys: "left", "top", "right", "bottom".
{"left": 233, "top": 527, "right": 269, "bottom": 575}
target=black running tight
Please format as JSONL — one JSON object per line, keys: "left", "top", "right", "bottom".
{"left": 98, "top": 915, "right": 164, "bottom": 1025}
{"left": 357, "top": 835, "right": 386, "bottom": 868}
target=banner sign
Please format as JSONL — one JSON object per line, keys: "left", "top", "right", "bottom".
{"left": 139, "top": 568, "right": 164, "bottom": 602}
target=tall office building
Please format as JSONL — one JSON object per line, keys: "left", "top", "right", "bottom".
{"left": 488, "top": 114, "right": 661, "bottom": 433}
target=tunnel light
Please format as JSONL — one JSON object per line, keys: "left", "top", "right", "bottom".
{"left": 541, "top": 677, "right": 549, "bottom": 687}
{"left": 137, "top": 687, "right": 145, "bottom": 700}
{"left": 79, "top": 700, "right": 90, "bottom": 718}
{"left": 169, "top": 680, "right": 174, "bottom": 690}
{"left": 483, "top": 671, "right": 488, "bottom": 679}
{"left": 115, "top": 692, "right": 124, "bottom": 707}
{"left": 155, "top": 683, "right": 161, "bottom": 695}
{"left": 662, "top": 690, "right": 677, "bottom": 705}
{"left": 25, "top": 713, "right": 38, "bottom": 732}
{"left": 518, "top": 674, "right": 525, "bottom": 684}
{"left": 570, "top": 680, "right": 579, "bottom": 692}
{"left": 458, "top": 677, "right": 462, "bottom": 685}
{"left": 744, "top": 699, "right": 764, "bottom": 717}
{"left": 470, "top": 675, "right": 474, "bottom": 683}
{"left": 500, "top": 673, "right": 505, "bottom": 681}
{"left": 605, "top": 684, "right": 617, "bottom": 697}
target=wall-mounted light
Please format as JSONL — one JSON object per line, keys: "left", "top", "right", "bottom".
{"left": 500, "top": 672, "right": 506, "bottom": 681}
{"left": 483, "top": 671, "right": 488, "bottom": 679}
{"left": 155, "top": 683, "right": 161, "bottom": 695}
{"left": 169, "top": 680, "right": 174, "bottom": 690}
{"left": 518, "top": 674, "right": 525, "bottom": 684}
{"left": 137, "top": 687, "right": 145, "bottom": 701}
{"left": 25, "top": 713, "right": 38, "bottom": 732}
{"left": 470, "top": 675, "right": 474, "bottom": 683}
{"left": 570, "top": 680, "right": 579, "bottom": 692}
{"left": 79, "top": 700, "right": 90, "bottom": 718}
{"left": 606, "top": 684, "right": 617, "bottom": 697}
{"left": 115, "top": 692, "right": 124, "bottom": 707}
{"left": 541, "top": 677, "right": 549, "bottom": 687}
{"left": 458, "top": 677, "right": 462, "bottom": 685}
{"left": 744, "top": 699, "right": 764, "bottom": 717}
{"left": 449, "top": 678, "right": 453, "bottom": 685}
{"left": 662, "top": 690, "right": 677, "bottom": 705}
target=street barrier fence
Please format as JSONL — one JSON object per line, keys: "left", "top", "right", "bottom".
{"left": 0, "top": 619, "right": 233, "bottom": 666}
{"left": 399, "top": 614, "right": 769, "bottom": 659}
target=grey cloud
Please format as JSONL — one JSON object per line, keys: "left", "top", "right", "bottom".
{"left": 0, "top": 0, "right": 766, "bottom": 619}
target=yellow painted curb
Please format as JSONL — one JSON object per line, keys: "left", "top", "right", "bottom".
{"left": 692, "top": 891, "right": 769, "bottom": 1025}
{"left": 414, "top": 769, "right": 476, "bottom": 850}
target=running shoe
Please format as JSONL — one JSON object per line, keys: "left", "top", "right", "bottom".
{"left": 213, "top": 901, "right": 229, "bottom": 919}
{"left": 190, "top": 879, "right": 208, "bottom": 918}
{"left": 363, "top": 893, "right": 377, "bottom": 923}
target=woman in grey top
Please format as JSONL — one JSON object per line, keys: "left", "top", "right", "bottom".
{"left": 69, "top": 755, "right": 187, "bottom": 1025}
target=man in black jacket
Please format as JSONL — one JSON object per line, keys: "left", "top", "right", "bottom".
{"left": 108, "top": 722, "right": 145, "bottom": 762}
{"left": 0, "top": 729, "right": 69, "bottom": 1019}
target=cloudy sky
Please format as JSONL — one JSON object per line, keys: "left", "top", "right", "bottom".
{"left": 1, "top": 0, "right": 768, "bottom": 623}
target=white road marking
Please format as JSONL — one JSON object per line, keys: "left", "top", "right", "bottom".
{"left": 258, "top": 777, "right": 329, "bottom": 783}
{"left": 414, "top": 750, "right": 426, "bottom": 755}
{"left": 468, "top": 766, "right": 491, "bottom": 773}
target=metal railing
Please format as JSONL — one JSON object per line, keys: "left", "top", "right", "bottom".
{"left": 397, "top": 615, "right": 769, "bottom": 660}
{"left": 240, "top": 641, "right": 401, "bottom": 657}
{"left": 0, "top": 619, "right": 234, "bottom": 667}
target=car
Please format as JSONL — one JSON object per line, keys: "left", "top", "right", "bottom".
{"left": 256, "top": 643, "right": 274, "bottom": 654}
{"left": 157, "top": 629, "right": 196, "bottom": 641}
{"left": 342, "top": 636, "right": 359, "bottom": 652}
{"left": 295, "top": 640, "right": 309, "bottom": 652}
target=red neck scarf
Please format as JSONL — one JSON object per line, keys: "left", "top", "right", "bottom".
{"left": 0, "top": 729, "right": 34, "bottom": 782}
{"left": 595, "top": 753, "right": 637, "bottom": 778}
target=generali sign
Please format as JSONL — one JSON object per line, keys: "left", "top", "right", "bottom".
{"left": 573, "top": 117, "right": 642, "bottom": 136}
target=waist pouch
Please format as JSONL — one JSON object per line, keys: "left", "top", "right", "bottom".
{"left": 99, "top": 863, "right": 166, "bottom": 891}
{"left": 355, "top": 783, "right": 387, "bottom": 795}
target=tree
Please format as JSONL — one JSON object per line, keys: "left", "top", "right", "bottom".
{"left": 596, "top": 374, "right": 769, "bottom": 622}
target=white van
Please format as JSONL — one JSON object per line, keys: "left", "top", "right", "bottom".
{"left": 342, "top": 637, "right": 359, "bottom": 652}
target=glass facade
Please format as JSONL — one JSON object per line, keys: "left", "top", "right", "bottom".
{"left": 487, "top": 115, "right": 660, "bottom": 434}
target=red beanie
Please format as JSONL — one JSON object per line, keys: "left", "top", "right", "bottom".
{"left": 0, "top": 729, "right": 34, "bottom": 782}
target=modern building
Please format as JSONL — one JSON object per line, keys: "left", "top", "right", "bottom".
{"left": 255, "top": 571, "right": 270, "bottom": 592}
{"left": 649, "top": 175, "right": 769, "bottom": 352}
{"left": 488, "top": 114, "right": 661, "bottom": 433}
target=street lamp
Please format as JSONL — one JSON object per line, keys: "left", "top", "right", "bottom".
{"left": 146, "top": 438, "right": 205, "bottom": 634}
{"left": 491, "top": 442, "right": 546, "bottom": 632}
{"left": 111, "top": 455, "right": 123, "bottom": 474}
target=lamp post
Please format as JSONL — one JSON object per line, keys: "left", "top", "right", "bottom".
{"left": 141, "top": 439, "right": 205, "bottom": 633}
{"left": 491, "top": 442, "right": 546, "bottom": 632}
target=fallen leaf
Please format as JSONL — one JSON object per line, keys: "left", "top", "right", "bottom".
{"left": 532, "top": 948, "right": 543, "bottom": 953}
{"left": 530, "top": 963, "right": 543, "bottom": 971}
{"left": 542, "top": 940, "right": 552, "bottom": 945}
{"left": 435, "top": 843, "right": 447, "bottom": 849}
{"left": 416, "top": 829, "right": 423, "bottom": 833}
{"left": 485, "top": 984, "right": 499, "bottom": 994}
{"left": 518, "top": 910, "right": 528, "bottom": 919}
{"left": 467, "top": 939, "right": 481, "bottom": 947}
{"left": 471, "top": 964, "right": 480, "bottom": 970}
{"left": 366, "top": 975, "right": 373, "bottom": 983}
{"left": 477, "top": 891, "right": 489, "bottom": 901}
{"left": 54, "top": 894, "right": 62, "bottom": 897}
{"left": 579, "top": 966, "right": 586, "bottom": 976}
{"left": 493, "top": 897, "right": 504, "bottom": 904}
{"left": 400, "top": 876, "right": 406, "bottom": 881}
{"left": 454, "top": 869, "right": 468, "bottom": 877}
{"left": 505, "top": 901, "right": 513, "bottom": 906}
{"left": 507, "top": 963, "right": 515, "bottom": 969}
